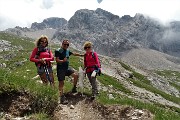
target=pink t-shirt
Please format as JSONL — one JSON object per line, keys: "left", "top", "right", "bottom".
{"left": 84, "top": 51, "right": 101, "bottom": 73}
{"left": 30, "top": 47, "right": 54, "bottom": 66}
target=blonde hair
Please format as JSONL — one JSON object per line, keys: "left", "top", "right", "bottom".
{"left": 35, "top": 35, "right": 48, "bottom": 47}
{"left": 83, "top": 41, "right": 92, "bottom": 48}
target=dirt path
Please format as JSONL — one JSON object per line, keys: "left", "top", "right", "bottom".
{"left": 0, "top": 91, "right": 153, "bottom": 120}
{"left": 53, "top": 93, "right": 153, "bottom": 120}
{"left": 53, "top": 93, "right": 104, "bottom": 120}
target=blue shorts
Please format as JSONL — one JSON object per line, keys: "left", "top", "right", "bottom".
{"left": 57, "top": 67, "right": 74, "bottom": 81}
{"left": 37, "top": 66, "right": 53, "bottom": 75}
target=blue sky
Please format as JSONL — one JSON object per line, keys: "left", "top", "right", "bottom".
{"left": 0, "top": 0, "right": 180, "bottom": 30}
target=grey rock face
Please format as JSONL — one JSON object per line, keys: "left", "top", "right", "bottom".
{"left": 31, "top": 17, "right": 67, "bottom": 30}
{"left": 68, "top": 8, "right": 118, "bottom": 33}
{"left": 53, "top": 8, "right": 180, "bottom": 57}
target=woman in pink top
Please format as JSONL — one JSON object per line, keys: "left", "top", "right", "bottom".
{"left": 83, "top": 41, "right": 101, "bottom": 99}
{"left": 30, "top": 35, "right": 54, "bottom": 86}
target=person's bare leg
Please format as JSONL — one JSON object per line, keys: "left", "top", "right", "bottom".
{"left": 71, "top": 73, "right": 78, "bottom": 93}
{"left": 49, "top": 73, "right": 55, "bottom": 87}
{"left": 39, "top": 73, "right": 48, "bottom": 85}
{"left": 59, "top": 80, "right": 64, "bottom": 97}
{"left": 71, "top": 73, "right": 78, "bottom": 86}
{"left": 59, "top": 80, "right": 68, "bottom": 104}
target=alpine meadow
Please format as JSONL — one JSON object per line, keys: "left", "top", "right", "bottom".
{"left": 0, "top": 8, "right": 180, "bottom": 120}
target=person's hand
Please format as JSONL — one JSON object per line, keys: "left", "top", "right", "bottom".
{"left": 39, "top": 58, "right": 46, "bottom": 64}
{"left": 63, "top": 58, "right": 67, "bottom": 62}
{"left": 97, "top": 68, "right": 101, "bottom": 76}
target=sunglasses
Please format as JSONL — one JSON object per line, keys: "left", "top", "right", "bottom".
{"left": 63, "top": 44, "right": 69, "bottom": 46}
{"left": 84, "top": 47, "right": 91, "bottom": 50}
{"left": 40, "top": 41, "right": 47, "bottom": 43}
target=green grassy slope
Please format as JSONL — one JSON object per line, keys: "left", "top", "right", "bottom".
{"left": 0, "top": 32, "right": 179, "bottom": 120}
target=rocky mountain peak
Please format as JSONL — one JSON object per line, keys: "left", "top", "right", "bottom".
{"left": 134, "top": 13, "right": 145, "bottom": 19}
{"left": 68, "top": 8, "right": 119, "bottom": 30}
{"left": 68, "top": 9, "right": 94, "bottom": 30}
{"left": 31, "top": 17, "right": 67, "bottom": 30}
{"left": 95, "top": 8, "right": 119, "bottom": 21}
{"left": 121, "top": 15, "right": 132, "bottom": 21}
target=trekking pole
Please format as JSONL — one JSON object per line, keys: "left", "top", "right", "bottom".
{"left": 43, "top": 65, "right": 52, "bottom": 85}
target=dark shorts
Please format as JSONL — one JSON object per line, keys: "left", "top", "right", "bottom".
{"left": 57, "top": 67, "right": 74, "bottom": 81}
{"left": 37, "top": 66, "right": 53, "bottom": 75}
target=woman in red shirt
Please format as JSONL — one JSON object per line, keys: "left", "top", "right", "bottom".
{"left": 83, "top": 41, "right": 101, "bottom": 99}
{"left": 30, "top": 35, "right": 54, "bottom": 86}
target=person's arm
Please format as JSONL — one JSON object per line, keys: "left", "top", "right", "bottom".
{"left": 72, "top": 52, "right": 84, "bottom": 57}
{"left": 56, "top": 57, "right": 67, "bottom": 63}
{"left": 84, "top": 54, "right": 87, "bottom": 69}
{"left": 30, "top": 48, "right": 46, "bottom": 64}
{"left": 30, "top": 48, "right": 39, "bottom": 63}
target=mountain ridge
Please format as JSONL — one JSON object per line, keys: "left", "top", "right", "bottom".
{"left": 4, "top": 8, "right": 180, "bottom": 58}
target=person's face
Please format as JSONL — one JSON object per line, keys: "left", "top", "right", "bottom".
{"left": 62, "top": 41, "right": 69, "bottom": 49}
{"left": 84, "top": 46, "right": 91, "bottom": 52}
{"left": 40, "top": 38, "right": 47, "bottom": 47}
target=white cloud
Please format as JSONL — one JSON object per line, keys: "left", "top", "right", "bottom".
{"left": 0, "top": 0, "right": 180, "bottom": 30}
{"left": 99, "top": 0, "right": 180, "bottom": 23}
{"left": 42, "top": 0, "right": 54, "bottom": 9}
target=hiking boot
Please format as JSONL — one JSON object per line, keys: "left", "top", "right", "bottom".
{"left": 92, "top": 91, "right": 99, "bottom": 96}
{"left": 90, "top": 95, "right": 96, "bottom": 100}
{"left": 60, "top": 95, "right": 68, "bottom": 105}
{"left": 71, "top": 87, "right": 77, "bottom": 93}
{"left": 96, "top": 91, "right": 99, "bottom": 95}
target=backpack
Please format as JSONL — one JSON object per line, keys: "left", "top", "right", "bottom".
{"left": 91, "top": 52, "right": 101, "bottom": 68}
{"left": 84, "top": 52, "right": 101, "bottom": 76}
{"left": 35, "top": 47, "right": 50, "bottom": 66}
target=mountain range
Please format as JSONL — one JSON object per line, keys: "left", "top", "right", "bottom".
{"left": 5, "top": 8, "right": 180, "bottom": 58}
